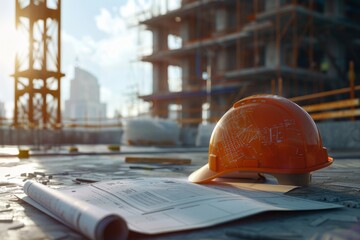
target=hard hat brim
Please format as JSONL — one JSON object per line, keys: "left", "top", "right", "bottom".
{"left": 189, "top": 157, "right": 334, "bottom": 184}
{"left": 188, "top": 163, "right": 222, "bottom": 183}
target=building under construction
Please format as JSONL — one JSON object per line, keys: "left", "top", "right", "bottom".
{"left": 138, "top": 0, "right": 360, "bottom": 124}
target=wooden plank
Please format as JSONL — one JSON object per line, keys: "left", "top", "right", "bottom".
{"left": 303, "top": 99, "right": 360, "bottom": 113}
{"left": 64, "top": 123, "right": 123, "bottom": 129}
{"left": 289, "top": 85, "right": 360, "bottom": 102}
{"left": 177, "top": 118, "right": 203, "bottom": 124}
{"left": 125, "top": 156, "right": 192, "bottom": 165}
{"left": 311, "top": 109, "right": 360, "bottom": 120}
{"left": 177, "top": 117, "right": 220, "bottom": 124}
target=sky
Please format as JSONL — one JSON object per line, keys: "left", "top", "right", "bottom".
{"left": 0, "top": 0, "right": 180, "bottom": 119}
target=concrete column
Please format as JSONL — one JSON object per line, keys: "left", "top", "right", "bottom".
{"left": 152, "top": 28, "right": 168, "bottom": 51}
{"left": 181, "top": 59, "right": 190, "bottom": 90}
{"left": 210, "top": 95, "right": 227, "bottom": 119}
{"left": 181, "top": 55, "right": 201, "bottom": 90}
{"left": 181, "top": 100, "right": 202, "bottom": 127}
{"left": 152, "top": 61, "right": 168, "bottom": 118}
{"left": 152, "top": 62, "right": 168, "bottom": 93}
{"left": 215, "top": 7, "right": 227, "bottom": 33}
{"left": 216, "top": 48, "right": 227, "bottom": 73}
{"left": 152, "top": 101, "right": 169, "bottom": 118}
{"left": 265, "top": 41, "right": 280, "bottom": 68}
{"left": 180, "top": 20, "right": 189, "bottom": 43}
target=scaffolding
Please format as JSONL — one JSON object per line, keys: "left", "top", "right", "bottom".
{"left": 13, "top": 0, "right": 64, "bottom": 129}
{"left": 137, "top": 0, "right": 360, "bottom": 124}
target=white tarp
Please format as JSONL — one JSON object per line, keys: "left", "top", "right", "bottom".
{"left": 123, "top": 118, "right": 180, "bottom": 145}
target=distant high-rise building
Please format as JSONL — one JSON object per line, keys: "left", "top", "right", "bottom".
{"left": 64, "top": 67, "right": 107, "bottom": 121}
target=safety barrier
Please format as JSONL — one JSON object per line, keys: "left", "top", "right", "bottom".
{"left": 290, "top": 86, "right": 360, "bottom": 121}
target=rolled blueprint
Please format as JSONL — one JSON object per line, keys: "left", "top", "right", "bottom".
{"left": 23, "top": 180, "right": 128, "bottom": 240}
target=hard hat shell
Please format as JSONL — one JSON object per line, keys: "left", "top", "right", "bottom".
{"left": 189, "top": 95, "right": 333, "bottom": 185}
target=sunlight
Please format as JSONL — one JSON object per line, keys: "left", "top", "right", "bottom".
{"left": 0, "top": 23, "right": 29, "bottom": 69}
{"left": 13, "top": 28, "right": 29, "bottom": 59}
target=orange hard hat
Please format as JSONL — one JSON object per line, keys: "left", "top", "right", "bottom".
{"left": 189, "top": 95, "right": 333, "bottom": 186}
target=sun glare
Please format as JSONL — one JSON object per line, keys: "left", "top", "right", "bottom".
{"left": 0, "top": 26, "right": 29, "bottom": 66}
{"left": 14, "top": 29, "right": 29, "bottom": 57}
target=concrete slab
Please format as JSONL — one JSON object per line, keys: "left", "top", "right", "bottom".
{"left": 0, "top": 146, "right": 359, "bottom": 239}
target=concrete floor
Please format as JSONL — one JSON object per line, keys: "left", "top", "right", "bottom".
{"left": 0, "top": 145, "right": 359, "bottom": 239}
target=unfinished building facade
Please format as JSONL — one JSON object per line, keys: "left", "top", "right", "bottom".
{"left": 139, "top": 0, "right": 360, "bottom": 124}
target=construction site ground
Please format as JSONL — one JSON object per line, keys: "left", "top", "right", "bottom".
{"left": 0, "top": 145, "right": 359, "bottom": 239}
